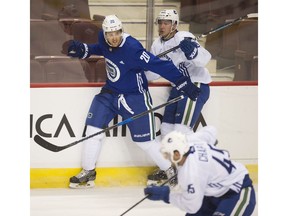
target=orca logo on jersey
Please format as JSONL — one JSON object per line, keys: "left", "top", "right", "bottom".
{"left": 105, "top": 58, "right": 120, "bottom": 82}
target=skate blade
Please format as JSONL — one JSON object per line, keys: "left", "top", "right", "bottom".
{"left": 146, "top": 179, "right": 166, "bottom": 186}
{"left": 69, "top": 180, "right": 95, "bottom": 189}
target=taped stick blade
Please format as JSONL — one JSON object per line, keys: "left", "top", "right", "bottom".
{"left": 33, "top": 135, "right": 65, "bottom": 152}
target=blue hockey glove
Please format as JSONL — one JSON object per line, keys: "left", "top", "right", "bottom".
{"left": 67, "top": 40, "right": 91, "bottom": 59}
{"left": 175, "top": 76, "right": 200, "bottom": 101}
{"left": 144, "top": 185, "right": 170, "bottom": 204}
{"left": 179, "top": 38, "right": 200, "bottom": 60}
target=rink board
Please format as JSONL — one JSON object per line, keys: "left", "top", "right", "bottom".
{"left": 30, "top": 84, "right": 258, "bottom": 188}
{"left": 30, "top": 165, "right": 258, "bottom": 188}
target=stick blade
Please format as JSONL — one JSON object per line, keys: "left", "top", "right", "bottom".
{"left": 247, "top": 13, "right": 258, "bottom": 18}
{"left": 33, "top": 135, "right": 64, "bottom": 152}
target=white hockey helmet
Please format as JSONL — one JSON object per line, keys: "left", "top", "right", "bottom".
{"left": 102, "top": 15, "right": 123, "bottom": 35}
{"left": 161, "top": 131, "right": 190, "bottom": 164}
{"left": 156, "top": 9, "right": 179, "bottom": 26}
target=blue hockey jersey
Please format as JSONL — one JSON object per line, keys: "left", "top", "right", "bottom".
{"left": 87, "top": 31, "right": 183, "bottom": 94}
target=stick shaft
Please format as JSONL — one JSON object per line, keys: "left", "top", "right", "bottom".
{"left": 195, "top": 15, "right": 248, "bottom": 40}
{"left": 156, "top": 13, "right": 254, "bottom": 57}
{"left": 70, "top": 95, "right": 184, "bottom": 146}
{"left": 157, "top": 45, "right": 180, "bottom": 58}
{"left": 34, "top": 95, "right": 184, "bottom": 152}
{"left": 119, "top": 174, "right": 177, "bottom": 216}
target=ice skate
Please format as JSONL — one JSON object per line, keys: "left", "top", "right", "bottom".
{"left": 165, "top": 166, "right": 178, "bottom": 187}
{"left": 147, "top": 168, "right": 167, "bottom": 186}
{"left": 147, "top": 166, "right": 177, "bottom": 187}
{"left": 69, "top": 169, "right": 96, "bottom": 189}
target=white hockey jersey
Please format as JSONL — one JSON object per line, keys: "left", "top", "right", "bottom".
{"left": 169, "top": 126, "right": 249, "bottom": 214}
{"left": 146, "top": 31, "right": 212, "bottom": 84}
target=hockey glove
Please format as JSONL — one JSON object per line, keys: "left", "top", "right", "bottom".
{"left": 144, "top": 185, "right": 170, "bottom": 204}
{"left": 175, "top": 76, "right": 200, "bottom": 101}
{"left": 179, "top": 38, "right": 200, "bottom": 60}
{"left": 67, "top": 40, "right": 91, "bottom": 59}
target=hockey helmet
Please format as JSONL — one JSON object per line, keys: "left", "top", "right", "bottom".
{"left": 156, "top": 9, "right": 179, "bottom": 26}
{"left": 102, "top": 15, "right": 123, "bottom": 46}
{"left": 161, "top": 131, "right": 190, "bottom": 164}
{"left": 102, "top": 15, "right": 123, "bottom": 33}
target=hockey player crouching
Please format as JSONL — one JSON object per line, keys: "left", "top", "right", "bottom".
{"left": 144, "top": 126, "right": 256, "bottom": 215}
{"left": 66, "top": 15, "right": 202, "bottom": 188}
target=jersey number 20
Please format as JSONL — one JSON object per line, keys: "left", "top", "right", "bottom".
{"left": 140, "top": 51, "right": 150, "bottom": 63}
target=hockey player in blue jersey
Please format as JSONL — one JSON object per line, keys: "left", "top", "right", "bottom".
{"left": 144, "top": 126, "right": 256, "bottom": 215}
{"left": 66, "top": 14, "right": 201, "bottom": 188}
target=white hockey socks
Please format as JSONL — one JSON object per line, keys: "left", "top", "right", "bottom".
{"left": 81, "top": 125, "right": 105, "bottom": 170}
{"left": 135, "top": 140, "right": 171, "bottom": 171}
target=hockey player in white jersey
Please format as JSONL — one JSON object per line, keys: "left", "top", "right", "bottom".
{"left": 144, "top": 126, "right": 256, "bottom": 215}
{"left": 146, "top": 9, "right": 212, "bottom": 185}
{"left": 65, "top": 15, "right": 201, "bottom": 188}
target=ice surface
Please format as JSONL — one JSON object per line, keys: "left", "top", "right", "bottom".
{"left": 31, "top": 185, "right": 258, "bottom": 216}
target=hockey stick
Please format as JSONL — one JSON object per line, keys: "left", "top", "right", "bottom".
{"left": 194, "top": 13, "right": 258, "bottom": 40}
{"left": 119, "top": 173, "right": 177, "bottom": 216}
{"left": 33, "top": 95, "right": 184, "bottom": 152}
{"left": 156, "top": 13, "right": 258, "bottom": 58}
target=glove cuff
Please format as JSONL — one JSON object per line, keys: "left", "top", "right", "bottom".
{"left": 175, "top": 76, "right": 189, "bottom": 91}
{"left": 81, "top": 43, "right": 90, "bottom": 59}
{"left": 163, "top": 193, "right": 170, "bottom": 204}
{"left": 162, "top": 186, "right": 170, "bottom": 204}
{"left": 189, "top": 46, "right": 198, "bottom": 59}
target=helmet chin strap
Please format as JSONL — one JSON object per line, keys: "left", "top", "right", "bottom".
{"left": 171, "top": 147, "right": 193, "bottom": 166}
{"left": 161, "top": 27, "right": 177, "bottom": 41}
{"left": 171, "top": 155, "right": 183, "bottom": 165}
